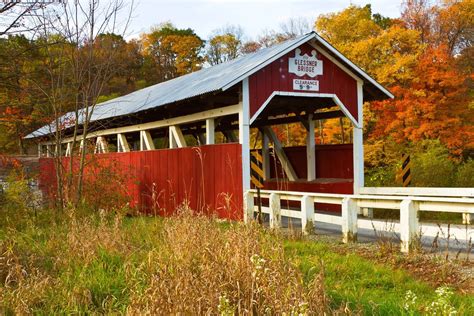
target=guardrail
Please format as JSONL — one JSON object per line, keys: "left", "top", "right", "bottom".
{"left": 244, "top": 189, "right": 474, "bottom": 253}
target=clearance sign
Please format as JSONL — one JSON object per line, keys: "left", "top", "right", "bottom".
{"left": 288, "top": 48, "right": 323, "bottom": 91}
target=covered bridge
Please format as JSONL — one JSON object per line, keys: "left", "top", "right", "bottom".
{"left": 28, "top": 31, "right": 393, "bottom": 219}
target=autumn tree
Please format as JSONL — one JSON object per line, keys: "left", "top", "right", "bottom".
{"left": 205, "top": 25, "right": 243, "bottom": 65}
{"left": 0, "top": 35, "right": 42, "bottom": 154}
{"left": 316, "top": 4, "right": 423, "bottom": 86}
{"left": 371, "top": 45, "right": 473, "bottom": 157}
{"left": 141, "top": 23, "right": 204, "bottom": 83}
{"left": 315, "top": 2, "right": 473, "bottom": 177}
{"left": 402, "top": 0, "right": 473, "bottom": 55}
{"left": 93, "top": 33, "right": 143, "bottom": 99}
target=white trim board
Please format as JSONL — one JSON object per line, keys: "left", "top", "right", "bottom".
{"left": 360, "top": 187, "right": 474, "bottom": 198}
{"left": 249, "top": 91, "right": 360, "bottom": 128}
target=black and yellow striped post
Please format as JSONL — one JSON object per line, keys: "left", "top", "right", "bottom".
{"left": 250, "top": 150, "right": 264, "bottom": 223}
{"left": 400, "top": 154, "right": 412, "bottom": 187}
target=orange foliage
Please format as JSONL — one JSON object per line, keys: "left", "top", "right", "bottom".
{"left": 370, "top": 46, "right": 474, "bottom": 156}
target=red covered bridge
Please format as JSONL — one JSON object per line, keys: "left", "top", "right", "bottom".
{"left": 27, "top": 31, "right": 394, "bottom": 220}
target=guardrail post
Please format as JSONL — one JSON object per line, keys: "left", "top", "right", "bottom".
{"left": 243, "top": 191, "right": 254, "bottom": 223}
{"left": 462, "top": 213, "right": 471, "bottom": 225}
{"left": 301, "top": 195, "right": 315, "bottom": 234}
{"left": 342, "top": 197, "right": 357, "bottom": 243}
{"left": 269, "top": 193, "right": 281, "bottom": 229}
{"left": 362, "top": 207, "right": 373, "bottom": 219}
{"left": 400, "top": 199, "right": 419, "bottom": 253}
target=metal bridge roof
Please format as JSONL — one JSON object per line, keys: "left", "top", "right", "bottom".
{"left": 26, "top": 32, "right": 392, "bottom": 139}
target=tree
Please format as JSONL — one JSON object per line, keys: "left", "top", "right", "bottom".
{"left": 0, "top": 35, "right": 41, "bottom": 154}
{"left": 315, "top": 2, "right": 473, "bottom": 165}
{"left": 402, "top": 0, "right": 474, "bottom": 55}
{"left": 29, "top": 0, "right": 135, "bottom": 208}
{"left": 0, "top": 1, "right": 52, "bottom": 36}
{"left": 279, "top": 17, "right": 313, "bottom": 38}
{"left": 370, "top": 46, "right": 474, "bottom": 157}
{"left": 316, "top": 4, "right": 423, "bottom": 86}
{"left": 93, "top": 33, "right": 143, "bottom": 96}
{"left": 205, "top": 25, "right": 243, "bottom": 65}
{"left": 141, "top": 23, "right": 203, "bottom": 82}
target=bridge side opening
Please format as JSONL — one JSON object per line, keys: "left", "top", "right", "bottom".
{"left": 247, "top": 94, "right": 356, "bottom": 195}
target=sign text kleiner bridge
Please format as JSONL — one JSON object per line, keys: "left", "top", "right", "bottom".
{"left": 288, "top": 48, "right": 323, "bottom": 91}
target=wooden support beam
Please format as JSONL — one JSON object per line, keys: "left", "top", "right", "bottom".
{"left": 79, "top": 139, "right": 84, "bottom": 152}
{"left": 100, "top": 137, "right": 108, "bottom": 153}
{"left": 262, "top": 126, "right": 298, "bottom": 181}
{"left": 353, "top": 81, "right": 364, "bottom": 193}
{"left": 361, "top": 207, "right": 374, "bottom": 218}
{"left": 46, "top": 144, "right": 52, "bottom": 157}
{"left": 206, "top": 118, "right": 215, "bottom": 145}
{"left": 65, "top": 142, "right": 72, "bottom": 157}
{"left": 262, "top": 131, "right": 271, "bottom": 180}
{"left": 169, "top": 126, "right": 186, "bottom": 148}
{"left": 306, "top": 114, "right": 316, "bottom": 181}
{"left": 95, "top": 136, "right": 108, "bottom": 153}
{"left": 296, "top": 113, "right": 309, "bottom": 131}
{"left": 140, "top": 130, "right": 155, "bottom": 151}
{"left": 117, "top": 133, "right": 130, "bottom": 152}
{"left": 240, "top": 78, "right": 251, "bottom": 191}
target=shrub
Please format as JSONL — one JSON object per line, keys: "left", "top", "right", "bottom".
{"left": 365, "top": 165, "right": 398, "bottom": 187}
{"left": 411, "top": 140, "right": 456, "bottom": 187}
{"left": 455, "top": 159, "right": 474, "bottom": 187}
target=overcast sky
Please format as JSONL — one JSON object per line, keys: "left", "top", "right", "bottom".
{"left": 126, "top": 0, "right": 403, "bottom": 39}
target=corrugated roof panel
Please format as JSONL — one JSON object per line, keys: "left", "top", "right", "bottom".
{"left": 26, "top": 33, "right": 314, "bottom": 138}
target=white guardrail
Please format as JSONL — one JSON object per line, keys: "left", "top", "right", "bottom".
{"left": 244, "top": 188, "right": 474, "bottom": 253}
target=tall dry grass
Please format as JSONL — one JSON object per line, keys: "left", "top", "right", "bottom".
{"left": 128, "top": 206, "right": 326, "bottom": 314}
{"left": 0, "top": 205, "right": 329, "bottom": 314}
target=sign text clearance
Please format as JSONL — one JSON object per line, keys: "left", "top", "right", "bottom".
{"left": 289, "top": 48, "right": 323, "bottom": 91}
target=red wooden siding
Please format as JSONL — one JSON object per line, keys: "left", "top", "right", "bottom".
{"left": 267, "top": 144, "right": 353, "bottom": 180}
{"left": 39, "top": 143, "right": 243, "bottom": 220}
{"left": 249, "top": 43, "right": 358, "bottom": 120}
{"left": 257, "top": 144, "right": 353, "bottom": 212}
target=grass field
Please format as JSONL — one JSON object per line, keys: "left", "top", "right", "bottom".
{"left": 0, "top": 206, "right": 473, "bottom": 315}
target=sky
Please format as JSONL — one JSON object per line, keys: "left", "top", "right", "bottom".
{"left": 126, "top": 0, "right": 403, "bottom": 40}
